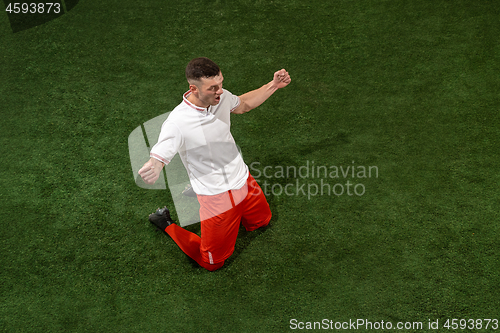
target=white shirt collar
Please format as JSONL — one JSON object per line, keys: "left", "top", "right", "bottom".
{"left": 183, "top": 91, "right": 212, "bottom": 115}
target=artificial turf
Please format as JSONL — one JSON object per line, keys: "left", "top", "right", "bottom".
{"left": 1, "top": 0, "right": 499, "bottom": 332}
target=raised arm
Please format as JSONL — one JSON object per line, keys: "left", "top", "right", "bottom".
{"left": 232, "top": 69, "right": 291, "bottom": 114}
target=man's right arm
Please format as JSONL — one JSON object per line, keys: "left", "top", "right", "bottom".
{"left": 138, "top": 120, "right": 181, "bottom": 185}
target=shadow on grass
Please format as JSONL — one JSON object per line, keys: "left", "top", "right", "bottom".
{"left": 296, "top": 131, "right": 350, "bottom": 156}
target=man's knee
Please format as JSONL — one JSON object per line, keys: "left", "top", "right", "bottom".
{"left": 244, "top": 212, "right": 271, "bottom": 231}
{"left": 203, "top": 260, "right": 224, "bottom": 272}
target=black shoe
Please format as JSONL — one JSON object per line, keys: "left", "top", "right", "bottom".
{"left": 149, "top": 206, "right": 174, "bottom": 232}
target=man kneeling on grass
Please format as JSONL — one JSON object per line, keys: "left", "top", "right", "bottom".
{"left": 138, "top": 57, "right": 291, "bottom": 271}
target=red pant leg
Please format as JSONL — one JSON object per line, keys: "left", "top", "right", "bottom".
{"left": 198, "top": 192, "right": 242, "bottom": 265}
{"left": 165, "top": 224, "right": 224, "bottom": 271}
{"left": 240, "top": 174, "right": 272, "bottom": 231}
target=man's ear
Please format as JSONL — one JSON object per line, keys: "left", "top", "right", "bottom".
{"left": 189, "top": 82, "right": 200, "bottom": 96}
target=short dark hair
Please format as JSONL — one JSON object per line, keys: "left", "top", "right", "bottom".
{"left": 185, "top": 57, "right": 220, "bottom": 83}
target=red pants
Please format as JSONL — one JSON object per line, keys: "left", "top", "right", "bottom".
{"left": 165, "top": 174, "right": 271, "bottom": 271}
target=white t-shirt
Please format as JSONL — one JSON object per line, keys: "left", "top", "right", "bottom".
{"left": 150, "top": 89, "right": 249, "bottom": 195}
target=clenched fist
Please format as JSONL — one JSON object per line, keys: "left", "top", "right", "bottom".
{"left": 138, "top": 158, "right": 165, "bottom": 185}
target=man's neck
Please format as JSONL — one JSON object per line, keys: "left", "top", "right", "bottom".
{"left": 187, "top": 93, "right": 209, "bottom": 109}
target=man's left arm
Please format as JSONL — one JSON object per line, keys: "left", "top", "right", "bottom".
{"left": 232, "top": 69, "right": 291, "bottom": 114}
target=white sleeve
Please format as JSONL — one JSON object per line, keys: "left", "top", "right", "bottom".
{"left": 225, "top": 89, "right": 241, "bottom": 113}
{"left": 149, "top": 121, "right": 182, "bottom": 165}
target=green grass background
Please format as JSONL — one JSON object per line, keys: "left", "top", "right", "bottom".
{"left": 1, "top": 0, "right": 499, "bottom": 332}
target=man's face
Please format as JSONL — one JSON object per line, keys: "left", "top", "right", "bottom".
{"left": 194, "top": 72, "right": 224, "bottom": 107}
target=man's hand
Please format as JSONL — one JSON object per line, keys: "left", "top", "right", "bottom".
{"left": 272, "top": 69, "right": 291, "bottom": 89}
{"left": 138, "top": 158, "right": 164, "bottom": 185}
{"left": 234, "top": 69, "right": 292, "bottom": 114}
